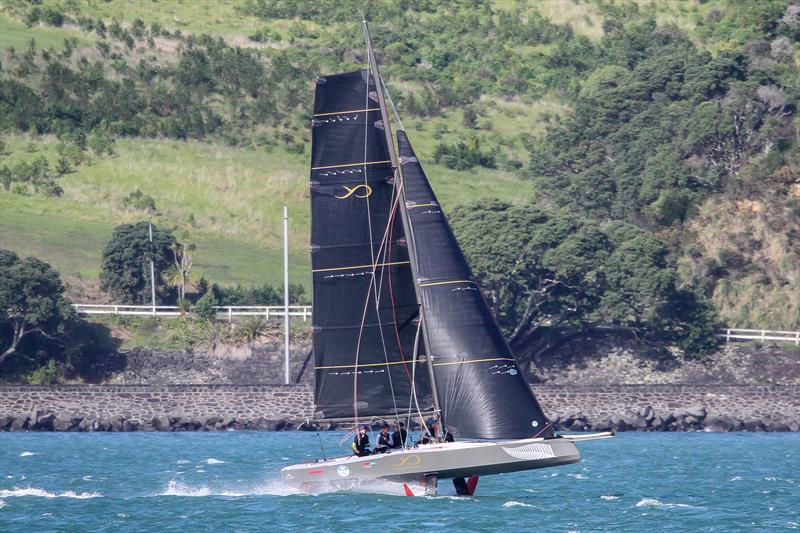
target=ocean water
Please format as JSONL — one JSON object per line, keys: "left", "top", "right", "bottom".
{"left": 0, "top": 432, "right": 797, "bottom": 532}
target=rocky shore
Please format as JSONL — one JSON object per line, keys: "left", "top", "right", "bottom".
{"left": 1, "top": 384, "right": 797, "bottom": 433}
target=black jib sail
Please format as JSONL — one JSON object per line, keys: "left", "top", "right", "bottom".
{"left": 397, "top": 130, "right": 554, "bottom": 440}
{"left": 310, "top": 70, "right": 432, "bottom": 421}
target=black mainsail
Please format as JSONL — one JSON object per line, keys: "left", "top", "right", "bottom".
{"left": 397, "top": 130, "right": 554, "bottom": 440}
{"left": 309, "top": 21, "right": 552, "bottom": 439}
{"left": 310, "top": 70, "right": 432, "bottom": 421}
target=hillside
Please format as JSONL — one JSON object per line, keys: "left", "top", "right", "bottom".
{"left": 1, "top": 0, "right": 798, "bottom": 335}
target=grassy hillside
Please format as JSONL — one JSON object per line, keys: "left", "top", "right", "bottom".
{"left": 0, "top": 0, "right": 797, "bottom": 333}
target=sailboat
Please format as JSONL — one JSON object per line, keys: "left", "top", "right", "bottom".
{"left": 281, "top": 17, "right": 612, "bottom": 496}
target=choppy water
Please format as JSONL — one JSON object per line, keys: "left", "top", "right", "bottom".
{"left": 0, "top": 432, "right": 797, "bottom": 532}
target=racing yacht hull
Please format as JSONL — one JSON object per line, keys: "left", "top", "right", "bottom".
{"left": 280, "top": 435, "right": 596, "bottom": 494}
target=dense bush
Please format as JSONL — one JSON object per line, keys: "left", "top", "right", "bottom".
{"left": 450, "top": 202, "right": 719, "bottom": 358}
{"left": 100, "top": 222, "right": 177, "bottom": 304}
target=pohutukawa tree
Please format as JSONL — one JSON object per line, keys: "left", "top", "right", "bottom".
{"left": 0, "top": 250, "right": 75, "bottom": 363}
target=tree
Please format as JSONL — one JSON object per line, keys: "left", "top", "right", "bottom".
{"left": 193, "top": 290, "right": 218, "bottom": 321}
{"left": 100, "top": 222, "right": 177, "bottom": 304}
{"left": 449, "top": 202, "right": 718, "bottom": 358}
{"left": 164, "top": 237, "right": 196, "bottom": 302}
{"left": 0, "top": 250, "right": 75, "bottom": 363}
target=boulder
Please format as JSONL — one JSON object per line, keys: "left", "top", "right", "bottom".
{"left": 643, "top": 405, "right": 656, "bottom": 423}
{"left": 152, "top": 415, "right": 171, "bottom": 432}
{"left": 0, "top": 415, "right": 15, "bottom": 431}
{"left": 53, "top": 416, "right": 75, "bottom": 432}
{"left": 10, "top": 416, "right": 29, "bottom": 431}
{"left": 109, "top": 415, "right": 126, "bottom": 432}
{"left": 744, "top": 420, "right": 764, "bottom": 432}
{"left": 78, "top": 417, "right": 94, "bottom": 432}
{"left": 765, "top": 421, "right": 790, "bottom": 432}
{"left": 592, "top": 417, "right": 613, "bottom": 431}
{"left": 122, "top": 419, "right": 139, "bottom": 432}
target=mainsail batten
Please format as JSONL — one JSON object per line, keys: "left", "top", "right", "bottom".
{"left": 310, "top": 70, "right": 432, "bottom": 421}
{"left": 396, "top": 130, "right": 554, "bottom": 440}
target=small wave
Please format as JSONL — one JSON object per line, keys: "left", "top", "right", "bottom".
{"left": 635, "top": 498, "right": 704, "bottom": 510}
{"left": 204, "top": 458, "right": 226, "bottom": 465}
{"left": 503, "top": 500, "right": 534, "bottom": 508}
{"left": 176, "top": 460, "right": 191, "bottom": 465}
{"left": 19, "top": 452, "right": 37, "bottom": 457}
{"left": 567, "top": 473, "right": 587, "bottom": 480}
{"left": 729, "top": 476, "right": 742, "bottom": 481}
{"left": 0, "top": 487, "right": 101, "bottom": 499}
{"left": 0, "top": 499, "right": 6, "bottom": 509}
{"left": 82, "top": 476, "right": 92, "bottom": 481}
{"left": 601, "top": 495, "right": 620, "bottom": 501}
{"left": 159, "top": 478, "right": 425, "bottom": 498}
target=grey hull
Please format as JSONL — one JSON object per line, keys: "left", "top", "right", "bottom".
{"left": 281, "top": 437, "right": 580, "bottom": 489}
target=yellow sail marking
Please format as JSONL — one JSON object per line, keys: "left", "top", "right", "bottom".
{"left": 418, "top": 280, "right": 475, "bottom": 288}
{"left": 314, "top": 360, "right": 419, "bottom": 370}
{"left": 432, "top": 357, "right": 517, "bottom": 367}
{"left": 313, "top": 107, "right": 380, "bottom": 117}
{"left": 312, "top": 160, "right": 391, "bottom": 171}
{"left": 313, "top": 261, "right": 410, "bottom": 273}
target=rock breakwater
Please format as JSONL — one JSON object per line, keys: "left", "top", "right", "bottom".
{"left": 1, "top": 384, "right": 797, "bottom": 432}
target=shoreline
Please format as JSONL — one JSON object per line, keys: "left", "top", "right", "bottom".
{"left": 1, "top": 384, "right": 797, "bottom": 433}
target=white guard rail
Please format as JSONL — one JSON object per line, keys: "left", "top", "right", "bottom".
{"left": 72, "top": 304, "right": 312, "bottom": 322}
{"left": 716, "top": 328, "right": 800, "bottom": 345}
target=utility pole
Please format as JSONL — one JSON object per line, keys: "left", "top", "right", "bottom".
{"left": 148, "top": 211, "right": 156, "bottom": 316}
{"left": 283, "top": 206, "right": 290, "bottom": 385}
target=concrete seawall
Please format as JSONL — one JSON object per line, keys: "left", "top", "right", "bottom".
{"left": 1, "top": 384, "right": 797, "bottom": 432}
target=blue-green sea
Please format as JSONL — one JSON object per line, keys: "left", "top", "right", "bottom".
{"left": 0, "top": 432, "right": 798, "bottom": 532}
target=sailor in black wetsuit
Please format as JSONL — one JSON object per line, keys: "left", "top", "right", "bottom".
{"left": 374, "top": 423, "right": 391, "bottom": 454}
{"left": 352, "top": 425, "right": 371, "bottom": 457}
{"left": 390, "top": 421, "right": 407, "bottom": 449}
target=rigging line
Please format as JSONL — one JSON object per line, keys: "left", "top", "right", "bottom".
{"left": 365, "top": 93, "right": 403, "bottom": 429}
{"left": 407, "top": 310, "right": 434, "bottom": 443}
{"left": 383, "top": 80, "right": 405, "bottom": 133}
{"left": 353, "top": 42, "right": 403, "bottom": 426}
{"left": 384, "top": 181, "right": 414, "bottom": 383}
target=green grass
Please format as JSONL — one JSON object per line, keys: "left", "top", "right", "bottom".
{"left": 0, "top": 131, "right": 533, "bottom": 293}
{"left": 0, "top": 193, "right": 310, "bottom": 291}
{"left": 0, "top": 12, "right": 93, "bottom": 51}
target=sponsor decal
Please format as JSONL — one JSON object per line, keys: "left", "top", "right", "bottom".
{"left": 363, "top": 460, "right": 377, "bottom": 468}
{"left": 336, "top": 184, "right": 373, "bottom": 199}
{"left": 308, "top": 469, "right": 323, "bottom": 475}
{"left": 337, "top": 465, "right": 351, "bottom": 478}
{"left": 393, "top": 454, "right": 422, "bottom": 468}
{"left": 501, "top": 443, "right": 555, "bottom": 461}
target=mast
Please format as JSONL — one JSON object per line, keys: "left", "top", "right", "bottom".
{"left": 361, "top": 17, "right": 442, "bottom": 419}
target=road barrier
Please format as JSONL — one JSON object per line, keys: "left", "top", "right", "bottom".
{"left": 72, "top": 304, "right": 312, "bottom": 322}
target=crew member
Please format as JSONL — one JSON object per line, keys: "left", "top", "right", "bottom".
{"left": 352, "top": 425, "right": 371, "bottom": 457}
{"left": 374, "top": 423, "right": 391, "bottom": 453}
{"left": 390, "top": 421, "right": 407, "bottom": 448}
{"left": 432, "top": 419, "right": 454, "bottom": 443}
{"left": 419, "top": 418, "right": 436, "bottom": 445}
